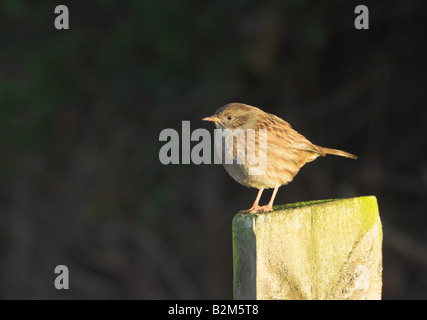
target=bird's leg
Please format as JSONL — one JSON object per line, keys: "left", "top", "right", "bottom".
{"left": 263, "top": 187, "right": 279, "bottom": 212}
{"left": 240, "top": 188, "right": 264, "bottom": 213}
{"left": 252, "top": 187, "right": 279, "bottom": 213}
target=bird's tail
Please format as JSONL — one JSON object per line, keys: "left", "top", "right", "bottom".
{"left": 319, "top": 147, "right": 358, "bottom": 160}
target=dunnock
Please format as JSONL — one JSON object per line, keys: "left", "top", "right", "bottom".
{"left": 203, "top": 102, "right": 357, "bottom": 213}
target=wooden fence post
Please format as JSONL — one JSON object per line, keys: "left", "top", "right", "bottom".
{"left": 232, "top": 196, "right": 382, "bottom": 300}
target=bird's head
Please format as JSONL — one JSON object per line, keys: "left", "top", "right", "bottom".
{"left": 202, "top": 102, "right": 260, "bottom": 130}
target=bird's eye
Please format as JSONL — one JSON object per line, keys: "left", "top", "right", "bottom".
{"left": 226, "top": 115, "right": 233, "bottom": 121}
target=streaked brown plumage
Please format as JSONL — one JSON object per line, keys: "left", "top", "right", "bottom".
{"left": 203, "top": 102, "right": 357, "bottom": 213}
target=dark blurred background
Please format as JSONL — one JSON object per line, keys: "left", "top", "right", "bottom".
{"left": 1, "top": 0, "right": 426, "bottom": 299}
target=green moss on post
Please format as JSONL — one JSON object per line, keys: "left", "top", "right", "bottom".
{"left": 232, "top": 196, "right": 382, "bottom": 300}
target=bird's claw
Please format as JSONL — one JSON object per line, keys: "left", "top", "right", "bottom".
{"left": 239, "top": 205, "right": 273, "bottom": 214}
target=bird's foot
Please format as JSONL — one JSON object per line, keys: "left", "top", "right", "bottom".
{"left": 239, "top": 204, "right": 273, "bottom": 214}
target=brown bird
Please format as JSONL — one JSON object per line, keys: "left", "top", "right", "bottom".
{"left": 203, "top": 102, "right": 357, "bottom": 213}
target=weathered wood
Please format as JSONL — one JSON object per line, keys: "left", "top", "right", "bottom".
{"left": 232, "top": 196, "right": 382, "bottom": 300}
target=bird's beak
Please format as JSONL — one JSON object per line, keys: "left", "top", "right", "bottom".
{"left": 202, "top": 115, "right": 220, "bottom": 123}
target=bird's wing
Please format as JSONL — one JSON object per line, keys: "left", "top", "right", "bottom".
{"left": 264, "top": 113, "right": 325, "bottom": 156}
